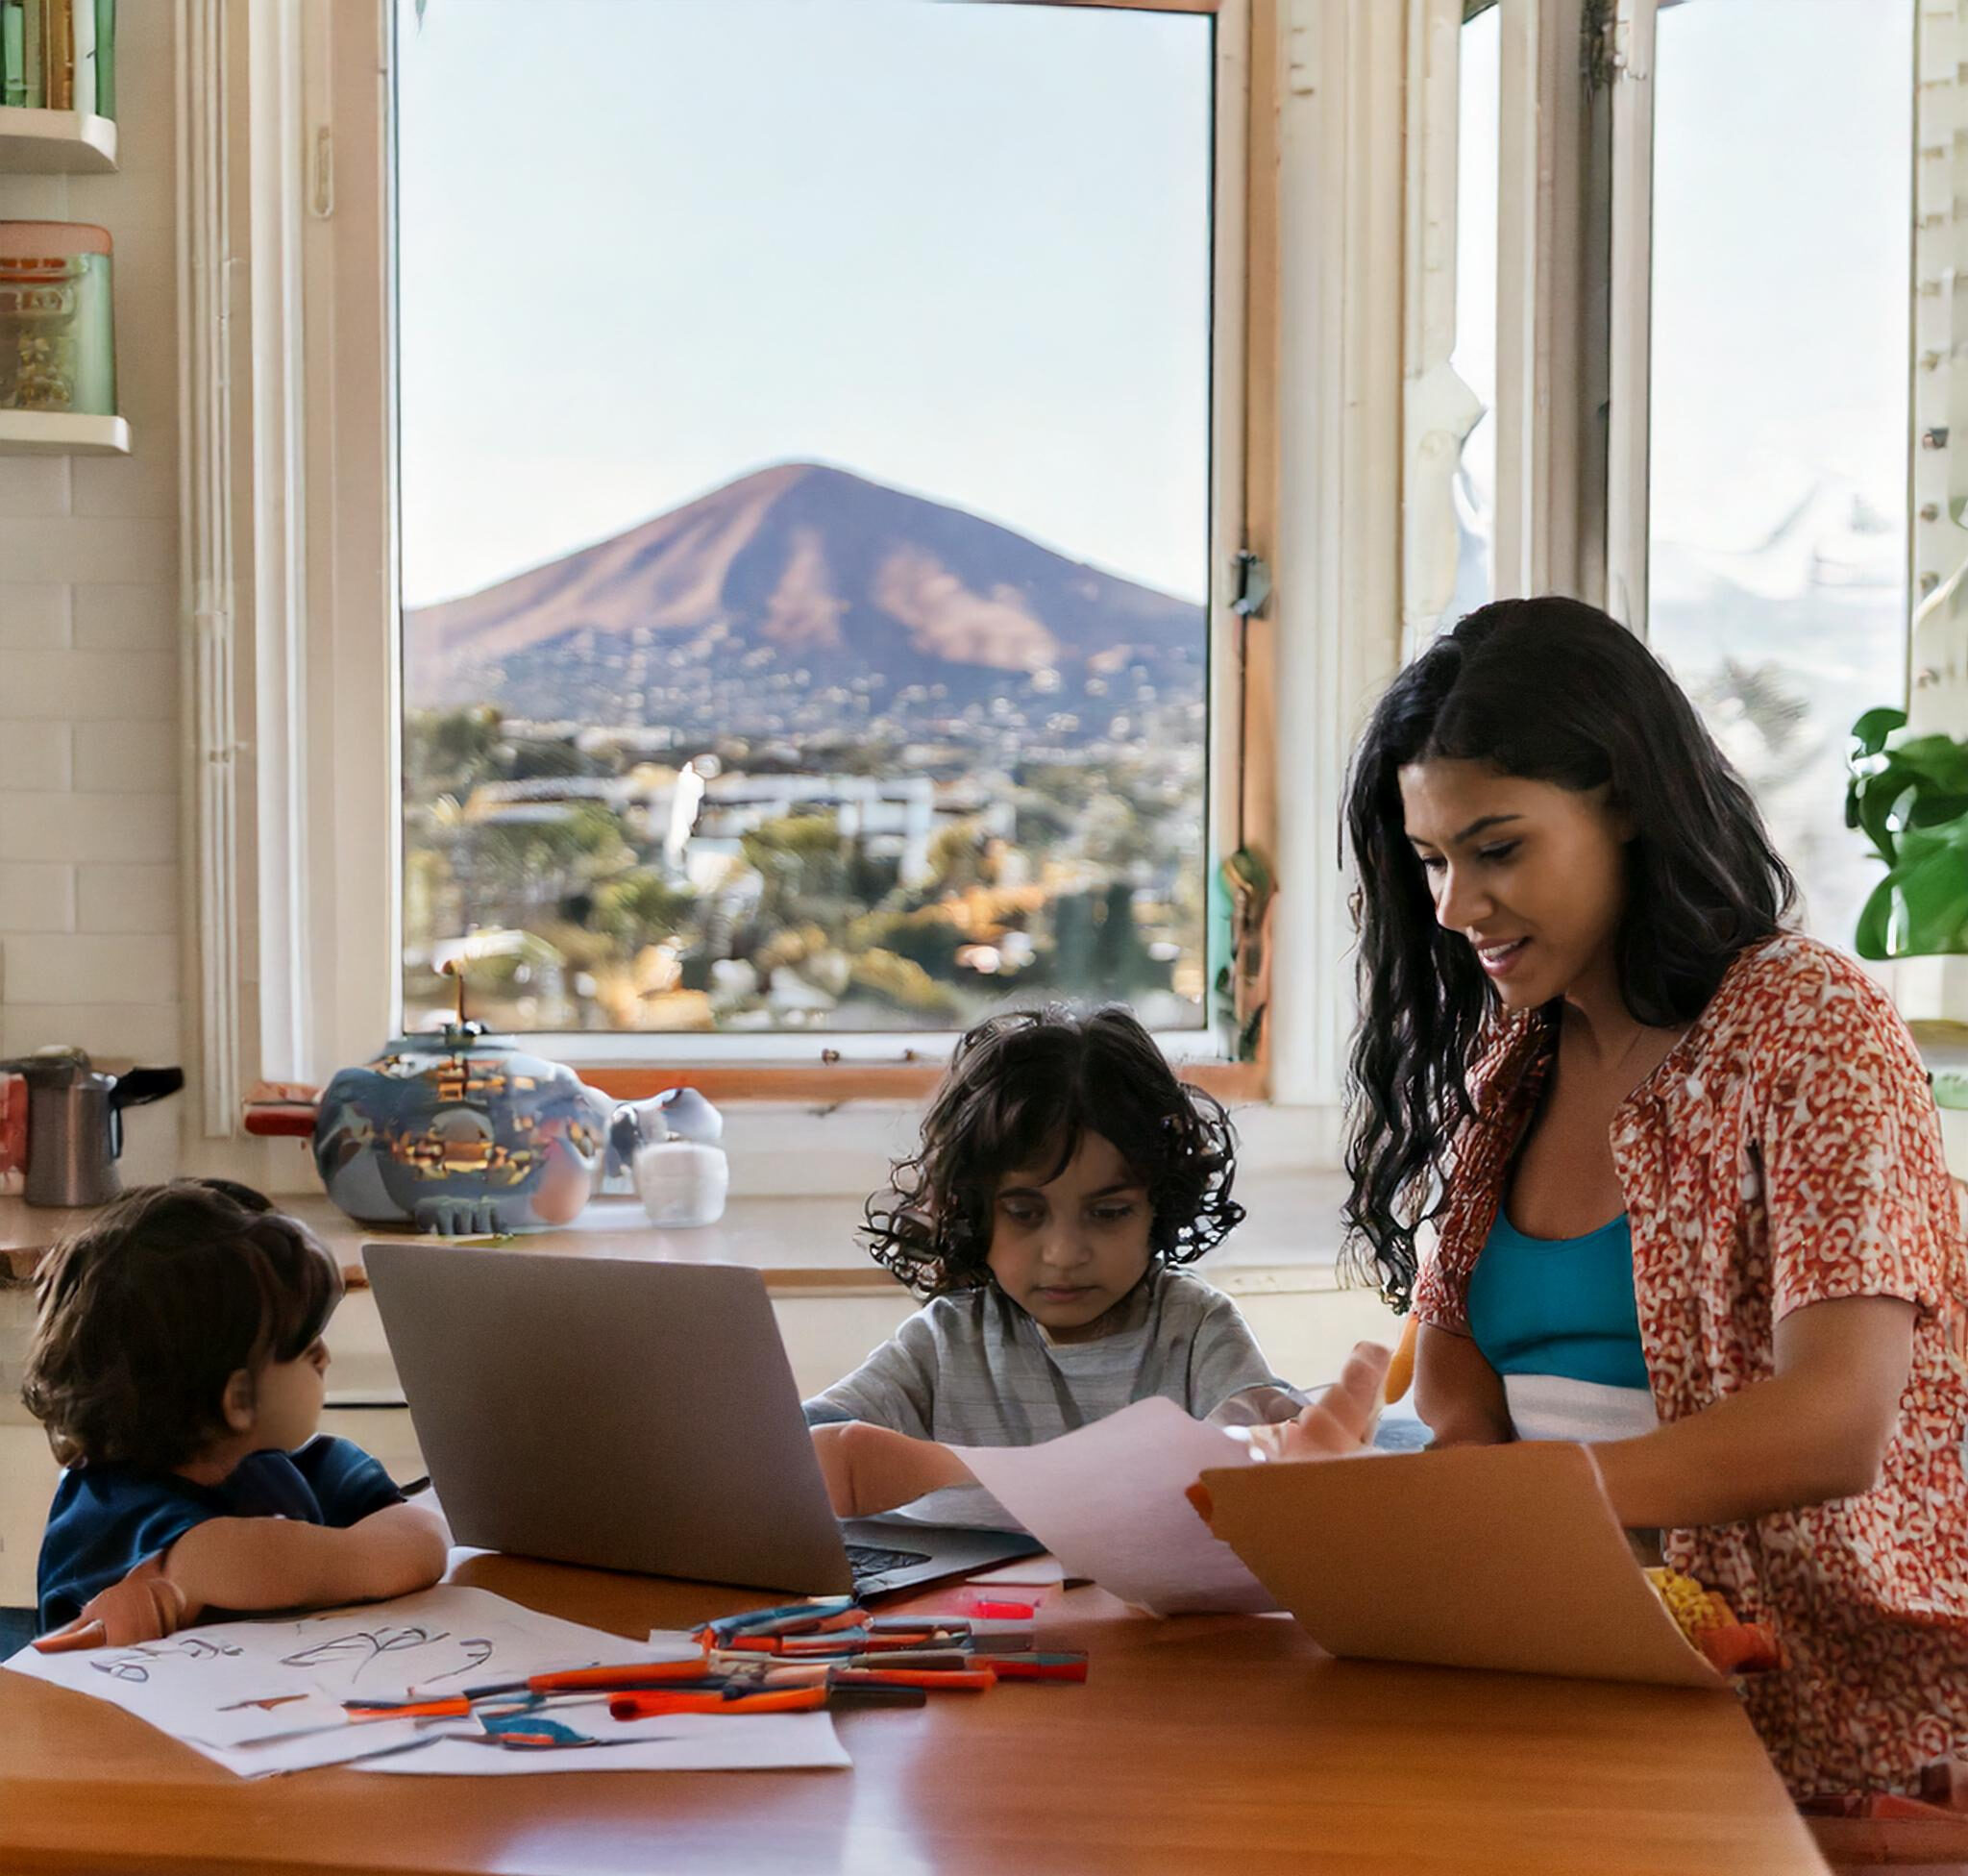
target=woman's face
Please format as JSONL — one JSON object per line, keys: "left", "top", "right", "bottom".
{"left": 1396, "top": 758, "right": 1633, "bottom": 1013}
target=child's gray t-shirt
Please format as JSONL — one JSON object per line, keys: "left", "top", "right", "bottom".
{"left": 801, "top": 1265, "right": 1301, "bottom": 1525}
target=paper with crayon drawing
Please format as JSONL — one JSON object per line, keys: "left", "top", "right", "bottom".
{"left": 3, "top": 1585, "right": 843, "bottom": 1776}
{"left": 950, "top": 1397, "right": 1272, "bottom": 1616}
{"left": 357, "top": 1709, "right": 848, "bottom": 1775}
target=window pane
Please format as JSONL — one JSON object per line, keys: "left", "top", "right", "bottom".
{"left": 1446, "top": 0, "right": 1500, "bottom": 624}
{"left": 394, "top": 0, "right": 1216, "bottom": 1036}
{"left": 1647, "top": 0, "right": 1912, "bottom": 950}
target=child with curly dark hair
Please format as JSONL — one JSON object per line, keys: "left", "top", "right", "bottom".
{"left": 23, "top": 1180, "right": 447, "bottom": 1648}
{"left": 802, "top": 1006, "right": 1302, "bottom": 1519}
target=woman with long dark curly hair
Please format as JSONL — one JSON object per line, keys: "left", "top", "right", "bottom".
{"left": 801, "top": 1004, "right": 1300, "bottom": 1520}
{"left": 1300, "top": 595, "right": 1967, "bottom": 1804}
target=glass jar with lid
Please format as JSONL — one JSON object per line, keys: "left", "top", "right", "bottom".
{"left": 0, "top": 221, "right": 116, "bottom": 416}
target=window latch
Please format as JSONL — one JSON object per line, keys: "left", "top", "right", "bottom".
{"left": 1230, "top": 550, "right": 1272, "bottom": 620}
{"left": 311, "top": 126, "right": 334, "bottom": 220}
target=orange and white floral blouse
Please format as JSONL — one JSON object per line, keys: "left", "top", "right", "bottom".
{"left": 1413, "top": 933, "right": 1968, "bottom": 1799}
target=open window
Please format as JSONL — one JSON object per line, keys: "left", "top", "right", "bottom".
{"left": 231, "top": 0, "right": 1259, "bottom": 1104}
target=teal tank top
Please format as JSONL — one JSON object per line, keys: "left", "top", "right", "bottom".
{"left": 1465, "top": 1210, "right": 1650, "bottom": 1391}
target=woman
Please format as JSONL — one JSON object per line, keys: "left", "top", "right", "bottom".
{"left": 1319, "top": 595, "right": 1966, "bottom": 1801}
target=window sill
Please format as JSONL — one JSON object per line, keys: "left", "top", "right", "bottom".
{"left": 578, "top": 1061, "right": 1266, "bottom": 1104}
{"left": 0, "top": 1165, "right": 1352, "bottom": 1292}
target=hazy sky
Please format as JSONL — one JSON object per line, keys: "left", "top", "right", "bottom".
{"left": 1647, "top": 0, "right": 1911, "bottom": 551}
{"left": 1452, "top": 0, "right": 1910, "bottom": 555}
{"left": 396, "top": 0, "right": 1913, "bottom": 611}
{"left": 395, "top": 0, "right": 1214, "bottom": 609}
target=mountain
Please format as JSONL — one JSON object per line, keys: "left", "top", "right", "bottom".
{"left": 403, "top": 464, "right": 1207, "bottom": 740}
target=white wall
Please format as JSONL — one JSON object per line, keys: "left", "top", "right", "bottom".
{"left": 0, "top": 2, "right": 184, "bottom": 1183}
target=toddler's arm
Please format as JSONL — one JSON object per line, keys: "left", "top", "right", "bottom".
{"left": 810, "top": 1421, "right": 976, "bottom": 1518}
{"left": 37, "top": 1502, "right": 450, "bottom": 1650}
{"left": 1188, "top": 1292, "right": 1310, "bottom": 1425}
{"left": 802, "top": 1309, "right": 940, "bottom": 1438}
{"left": 33, "top": 1553, "right": 186, "bottom": 1650}
{"left": 166, "top": 1501, "right": 449, "bottom": 1618}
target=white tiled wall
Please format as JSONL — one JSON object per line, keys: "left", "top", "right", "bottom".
{"left": 0, "top": 4, "right": 184, "bottom": 1181}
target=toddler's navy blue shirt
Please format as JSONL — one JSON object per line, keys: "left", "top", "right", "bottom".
{"left": 36, "top": 1436, "right": 404, "bottom": 1634}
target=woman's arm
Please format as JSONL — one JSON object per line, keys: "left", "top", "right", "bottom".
{"left": 1590, "top": 1294, "right": 1916, "bottom": 1529}
{"left": 1414, "top": 1321, "right": 1514, "bottom": 1446}
{"left": 809, "top": 1421, "right": 976, "bottom": 1517}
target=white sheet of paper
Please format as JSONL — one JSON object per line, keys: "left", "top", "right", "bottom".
{"left": 949, "top": 1397, "right": 1271, "bottom": 1616}
{"left": 647, "top": 1628, "right": 709, "bottom": 1655}
{"left": 357, "top": 1711, "right": 849, "bottom": 1775}
{"left": 3, "top": 1586, "right": 692, "bottom": 1778}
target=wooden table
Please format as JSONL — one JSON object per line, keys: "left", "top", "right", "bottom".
{"left": 0, "top": 1553, "right": 1828, "bottom": 1875}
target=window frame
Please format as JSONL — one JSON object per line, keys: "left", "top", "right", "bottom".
{"left": 1394, "top": 0, "right": 1623, "bottom": 662}
{"left": 1456, "top": 0, "right": 1929, "bottom": 991}
{"left": 290, "top": 0, "right": 1261, "bottom": 1098}
{"left": 1612, "top": 0, "right": 1922, "bottom": 997}
{"left": 202, "top": 0, "right": 1416, "bottom": 1154}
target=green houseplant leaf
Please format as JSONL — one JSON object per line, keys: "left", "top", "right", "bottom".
{"left": 1851, "top": 705, "right": 1908, "bottom": 758}
{"left": 1848, "top": 709, "right": 1968, "bottom": 959}
{"left": 1855, "top": 818, "right": 1968, "bottom": 959}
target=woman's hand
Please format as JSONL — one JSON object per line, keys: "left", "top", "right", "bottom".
{"left": 34, "top": 1555, "right": 192, "bottom": 1653}
{"left": 1242, "top": 1341, "right": 1392, "bottom": 1463}
{"left": 809, "top": 1421, "right": 976, "bottom": 1518}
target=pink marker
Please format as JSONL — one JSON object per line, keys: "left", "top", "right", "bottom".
{"left": 963, "top": 1598, "right": 1036, "bottom": 1621}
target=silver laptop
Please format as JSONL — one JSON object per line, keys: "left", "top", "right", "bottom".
{"left": 364, "top": 1241, "right": 1042, "bottom": 1595}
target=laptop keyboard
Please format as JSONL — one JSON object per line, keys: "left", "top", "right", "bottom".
{"left": 845, "top": 1541, "right": 932, "bottom": 1585}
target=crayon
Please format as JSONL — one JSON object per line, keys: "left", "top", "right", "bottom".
{"left": 824, "top": 1683, "right": 929, "bottom": 1710}
{"left": 460, "top": 1659, "right": 714, "bottom": 1699}
{"left": 827, "top": 1666, "right": 996, "bottom": 1692}
{"left": 609, "top": 1686, "right": 829, "bottom": 1720}
{"left": 987, "top": 1653, "right": 1089, "bottom": 1683}
{"left": 703, "top": 1596, "right": 856, "bottom": 1642}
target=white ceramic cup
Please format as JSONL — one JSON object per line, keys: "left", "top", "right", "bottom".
{"left": 631, "top": 1139, "right": 729, "bottom": 1227}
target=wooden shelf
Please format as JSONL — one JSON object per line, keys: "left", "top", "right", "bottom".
{"left": 0, "top": 107, "right": 117, "bottom": 173}
{"left": 0, "top": 409, "right": 129, "bottom": 455}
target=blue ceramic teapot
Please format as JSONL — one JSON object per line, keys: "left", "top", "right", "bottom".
{"left": 310, "top": 1011, "right": 616, "bottom": 1236}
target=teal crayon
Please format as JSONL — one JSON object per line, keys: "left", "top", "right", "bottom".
{"left": 705, "top": 1596, "right": 856, "bottom": 1642}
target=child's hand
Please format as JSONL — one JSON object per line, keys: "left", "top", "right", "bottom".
{"left": 34, "top": 1555, "right": 191, "bottom": 1653}
{"left": 1242, "top": 1342, "right": 1392, "bottom": 1463}
{"left": 810, "top": 1421, "right": 975, "bottom": 1518}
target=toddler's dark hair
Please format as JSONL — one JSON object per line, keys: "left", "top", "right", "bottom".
{"left": 864, "top": 1005, "right": 1242, "bottom": 1298}
{"left": 21, "top": 1179, "right": 343, "bottom": 1472}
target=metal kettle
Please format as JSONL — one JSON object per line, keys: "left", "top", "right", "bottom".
{"left": 1, "top": 1048, "right": 184, "bottom": 1207}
